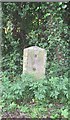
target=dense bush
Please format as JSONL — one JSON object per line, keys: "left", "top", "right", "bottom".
{"left": 1, "top": 2, "right": 69, "bottom": 118}
{"left": 1, "top": 74, "right": 68, "bottom": 111}
{"left": 2, "top": 2, "right": 69, "bottom": 79}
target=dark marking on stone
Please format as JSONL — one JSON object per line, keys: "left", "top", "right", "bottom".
{"left": 35, "top": 54, "right": 37, "bottom": 57}
{"left": 33, "top": 67, "right": 36, "bottom": 71}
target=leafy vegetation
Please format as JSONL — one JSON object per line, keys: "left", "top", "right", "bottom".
{"left": 2, "top": 2, "right": 69, "bottom": 78}
{"left": 1, "top": 74, "right": 68, "bottom": 118}
{"left": 1, "top": 2, "right": 69, "bottom": 119}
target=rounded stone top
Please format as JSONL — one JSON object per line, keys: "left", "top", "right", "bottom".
{"left": 24, "top": 46, "right": 45, "bottom": 51}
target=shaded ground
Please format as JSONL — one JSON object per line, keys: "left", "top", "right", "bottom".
{"left": 1, "top": 103, "right": 66, "bottom": 119}
{"left": 1, "top": 109, "right": 27, "bottom": 118}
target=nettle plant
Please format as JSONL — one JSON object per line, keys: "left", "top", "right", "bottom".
{"left": 1, "top": 73, "right": 68, "bottom": 112}
{"left": 47, "top": 76, "right": 68, "bottom": 101}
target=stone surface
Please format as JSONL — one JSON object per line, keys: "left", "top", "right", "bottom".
{"left": 23, "top": 46, "right": 46, "bottom": 79}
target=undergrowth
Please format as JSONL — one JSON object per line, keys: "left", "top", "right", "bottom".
{"left": 1, "top": 73, "right": 68, "bottom": 118}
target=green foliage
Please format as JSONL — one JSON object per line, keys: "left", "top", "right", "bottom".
{"left": 1, "top": 74, "right": 68, "bottom": 114}
{"left": 47, "top": 76, "right": 68, "bottom": 100}
{"left": 18, "top": 104, "right": 47, "bottom": 118}
{"left": 2, "top": 2, "right": 69, "bottom": 79}
{"left": 61, "top": 108, "right": 68, "bottom": 118}
{"left": 1, "top": 2, "right": 69, "bottom": 118}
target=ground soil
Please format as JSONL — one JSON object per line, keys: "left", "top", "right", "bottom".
{"left": 1, "top": 109, "right": 27, "bottom": 119}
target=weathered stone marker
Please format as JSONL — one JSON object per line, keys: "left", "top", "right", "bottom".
{"left": 23, "top": 46, "right": 46, "bottom": 79}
